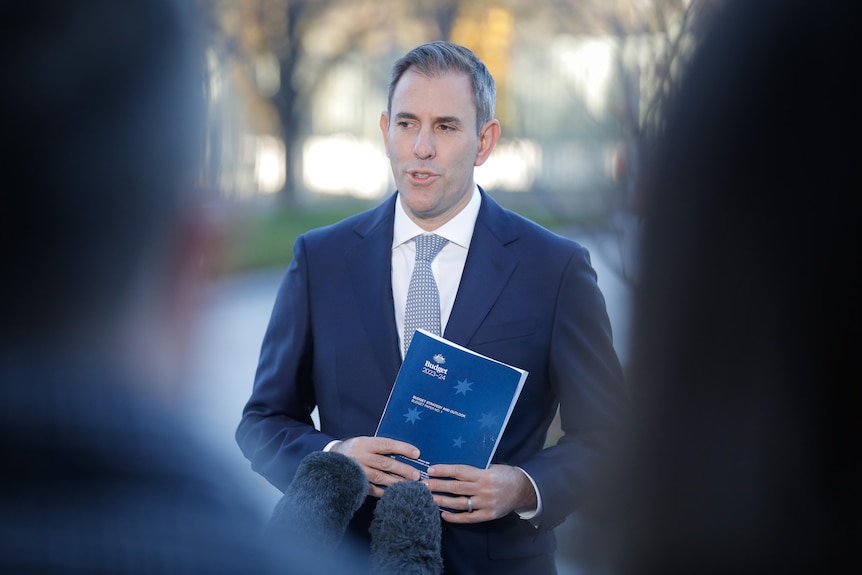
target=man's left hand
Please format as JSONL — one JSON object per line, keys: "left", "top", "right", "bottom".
{"left": 423, "top": 463, "right": 537, "bottom": 524}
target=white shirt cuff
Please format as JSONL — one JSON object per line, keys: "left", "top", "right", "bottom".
{"left": 514, "top": 466, "right": 542, "bottom": 525}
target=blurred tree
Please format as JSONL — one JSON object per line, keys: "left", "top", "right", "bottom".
{"left": 197, "top": 0, "right": 475, "bottom": 203}
{"left": 195, "top": 0, "right": 722, "bottom": 230}
{"left": 504, "top": 0, "right": 724, "bottom": 287}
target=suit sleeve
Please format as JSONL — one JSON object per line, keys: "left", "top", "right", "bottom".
{"left": 518, "top": 245, "right": 627, "bottom": 531}
{"left": 234, "top": 235, "right": 335, "bottom": 491}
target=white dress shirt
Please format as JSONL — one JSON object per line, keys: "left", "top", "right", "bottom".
{"left": 392, "top": 185, "right": 481, "bottom": 357}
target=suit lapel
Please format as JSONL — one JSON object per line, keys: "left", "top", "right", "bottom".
{"left": 444, "top": 190, "right": 519, "bottom": 347}
{"left": 345, "top": 194, "right": 402, "bottom": 383}
{"left": 343, "top": 190, "right": 520, "bottom": 374}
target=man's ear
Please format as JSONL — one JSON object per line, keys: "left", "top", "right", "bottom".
{"left": 379, "top": 111, "right": 390, "bottom": 157}
{"left": 118, "top": 201, "right": 224, "bottom": 399}
{"left": 159, "top": 202, "right": 223, "bottom": 340}
{"left": 474, "top": 119, "right": 501, "bottom": 167}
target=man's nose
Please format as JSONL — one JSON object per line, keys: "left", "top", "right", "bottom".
{"left": 413, "top": 128, "right": 435, "bottom": 160}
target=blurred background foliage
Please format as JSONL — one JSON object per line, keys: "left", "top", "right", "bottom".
{"left": 192, "top": 0, "right": 722, "bottom": 279}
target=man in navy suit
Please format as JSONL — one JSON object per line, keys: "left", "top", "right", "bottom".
{"left": 237, "top": 41, "right": 626, "bottom": 575}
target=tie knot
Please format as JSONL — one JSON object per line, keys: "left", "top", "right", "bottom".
{"left": 414, "top": 234, "right": 448, "bottom": 262}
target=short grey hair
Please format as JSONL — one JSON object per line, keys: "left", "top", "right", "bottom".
{"left": 386, "top": 41, "right": 496, "bottom": 135}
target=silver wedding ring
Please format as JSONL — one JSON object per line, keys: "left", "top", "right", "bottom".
{"left": 467, "top": 496, "right": 473, "bottom": 513}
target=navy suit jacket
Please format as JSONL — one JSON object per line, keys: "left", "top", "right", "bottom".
{"left": 237, "top": 189, "right": 626, "bottom": 575}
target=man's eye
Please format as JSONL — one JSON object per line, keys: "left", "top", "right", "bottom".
{"left": 397, "top": 121, "right": 413, "bottom": 129}
{"left": 439, "top": 125, "right": 454, "bottom": 132}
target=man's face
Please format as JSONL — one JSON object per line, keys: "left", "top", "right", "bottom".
{"left": 380, "top": 70, "right": 499, "bottom": 230}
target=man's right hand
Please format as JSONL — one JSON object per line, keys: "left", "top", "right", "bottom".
{"left": 331, "top": 436, "right": 421, "bottom": 497}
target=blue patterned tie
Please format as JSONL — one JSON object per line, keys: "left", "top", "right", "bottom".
{"left": 403, "top": 234, "right": 449, "bottom": 354}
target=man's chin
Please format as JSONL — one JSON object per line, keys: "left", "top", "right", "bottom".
{"left": 399, "top": 188, "right": 439, "bottom": 212}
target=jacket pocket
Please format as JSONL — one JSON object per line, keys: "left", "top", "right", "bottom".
{"left": 470, "top": 318, "right": 537, "bottom": 346}
{"left": 487, "top": 513, "right": 557, "bottom": 559}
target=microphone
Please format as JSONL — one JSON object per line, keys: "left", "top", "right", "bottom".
{"left": 370, "top": 480, "right": 443, "bottom": 575}
{"left": 265, "top": 451, "right": 368, "bottom": 570}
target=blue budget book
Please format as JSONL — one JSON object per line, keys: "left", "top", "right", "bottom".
{"left": 374, "top": 329, "right": 528, "bottom": 480}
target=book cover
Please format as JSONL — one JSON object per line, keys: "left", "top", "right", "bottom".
{"left": 374, "top": 329, "right": 528, "bottom": 480}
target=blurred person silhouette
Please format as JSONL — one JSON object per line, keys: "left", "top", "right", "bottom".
{"left": 236, "top": 40, "right": 627, "bottom": 575}
{"left": 0, "top": 1, "right": 282, "bottom": 572}
{"left": 602, "top": 0, "right": 860, "bottom": 573}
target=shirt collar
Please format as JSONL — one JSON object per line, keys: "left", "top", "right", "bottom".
{"left": 393, "top": 184, "right": 481, "bottom": 250}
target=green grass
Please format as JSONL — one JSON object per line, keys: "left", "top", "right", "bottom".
{"left": 209, "top": 195, "right": 604, "bottom": 277}
{"left": 212, "top": 202, "right": 369, "bottom": 276}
